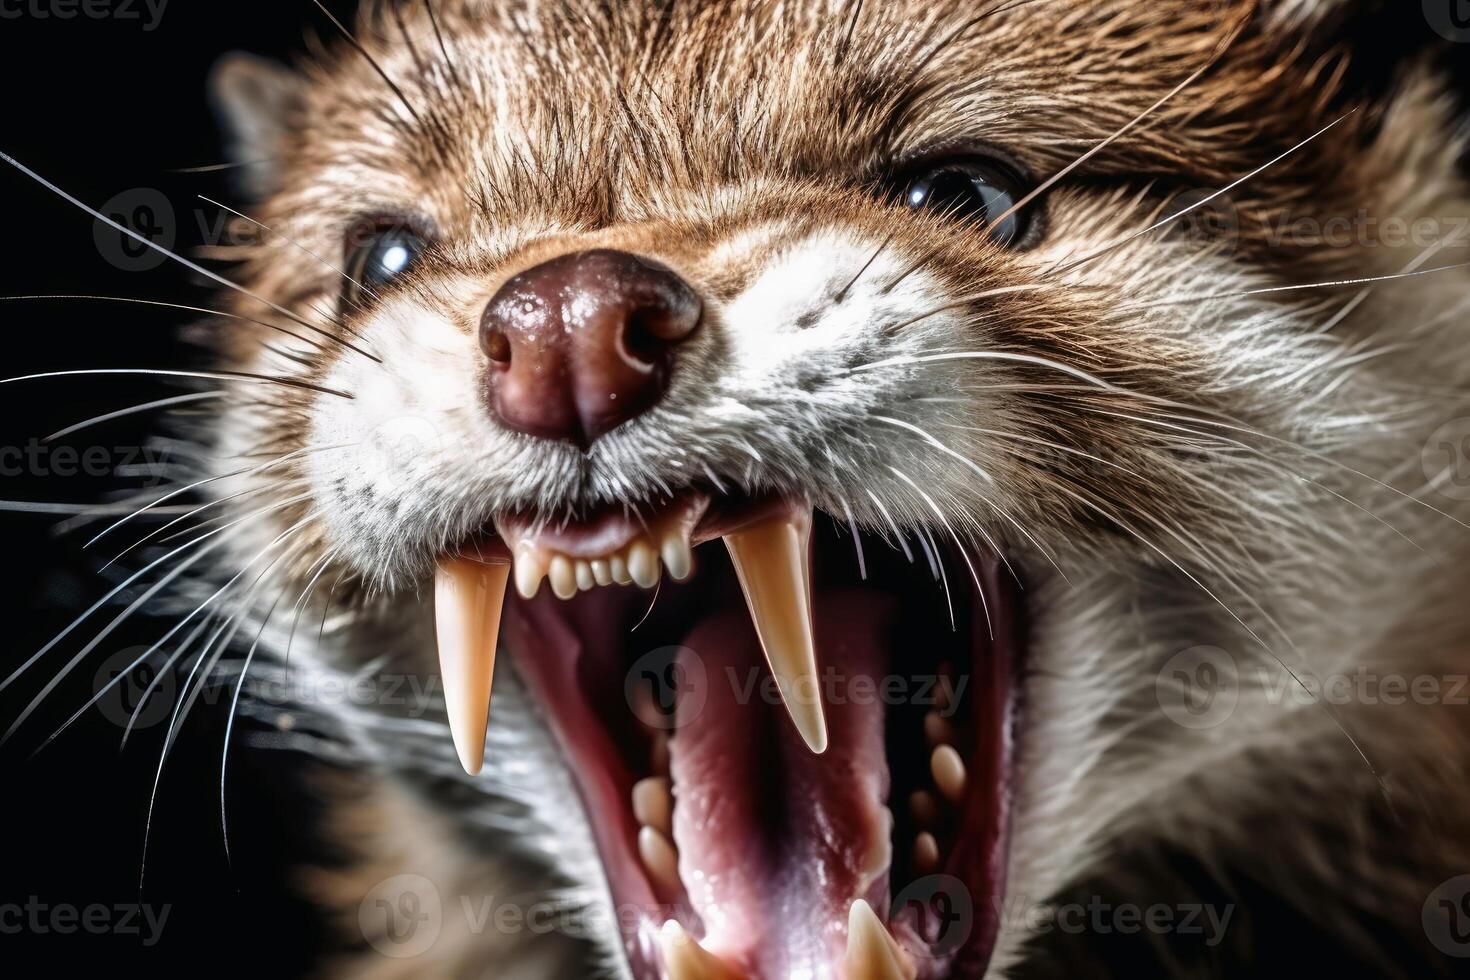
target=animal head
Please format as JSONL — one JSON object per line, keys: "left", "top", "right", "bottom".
{"left": 200, "top": 2, "right": 1470, "bottom": 976}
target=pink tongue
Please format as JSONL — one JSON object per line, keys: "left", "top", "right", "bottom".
{"left": 670, "top": 590, "right": 897, "bottom": 979}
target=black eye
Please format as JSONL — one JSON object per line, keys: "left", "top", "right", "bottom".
{"left": 896, "top": 157, "right": 1032, "bottom": 247}
{"left": 344, "top": 222, "right": 428, "bottom": 307}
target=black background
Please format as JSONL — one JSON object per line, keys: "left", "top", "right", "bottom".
{"left": 0, "top": 3, "right": 361, "bottom": 972}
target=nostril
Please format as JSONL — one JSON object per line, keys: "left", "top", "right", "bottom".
{"left": 623, "top": 302, "right": 698, "bottom": 367}
{"left": 621, "top": 317, "right": 662, "bottom": 370}
{"left": 483, "top": 329, "right": 512, "bottom": 365}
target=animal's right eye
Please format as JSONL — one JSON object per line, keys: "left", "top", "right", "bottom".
{"left": 343, "top": 221, "right": 428, "bottom": 307}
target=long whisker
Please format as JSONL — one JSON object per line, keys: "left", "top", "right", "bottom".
{"left": 1050, "top": 112, "right": 1356, "bottom": 276}
{"left": 889, "top": 467, "right": 993, "bottom": 639}
{"left": 851, "top": 349, "right": 1124, "bottom": 394}
{"left": 0, "top": 151, "right": 380, "bottom": 363}
{"left": 984, "top": 5, "right": 1252, "bottom": 238}
{"left": 140, "top": 526, "right": 311, "bottom": 892}
{"left": 85, "top": 443, "right": 345, "bottom": 548}
{"left": 0, "top": 506, "right": 261, "bottom": 701}
{"left": 0, "top": 368, "right": 353, "bottom": 400}
{"left": 0, "top": 528, "right": 239, "bottom": 741}
{"left": 104, "top": 482, "right": 306, "bottom": 570}
{"left": 834, "top": 230, "right": 895, "bottom": 304}
{"left": 197, "top": 196, "right": 382, "bottom": 311}
{"left": 1124, "top": 263, "right": 1470, "bottom": 309}
{"left": 0, "top": 295, "right": 337, "bottom": 359}
{"left": 0, "top": 500, "right": 194, "bottom": 516}
{"left": 43, "top": 392, "right": 223, "bottom": 442}
{"left": 308, "top": 0, "right": 425, "bottom": 127}
{"left": 220, "top": 575, "right": 295, "bottom": 867}
{"left": 865, "top": 489, "right": 915, "bottom": 564}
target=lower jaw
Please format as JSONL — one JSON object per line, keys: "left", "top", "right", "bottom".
{"left": 494, "top": 511, "right": 1023, "bottom": 980}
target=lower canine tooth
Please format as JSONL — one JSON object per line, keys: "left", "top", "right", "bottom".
{"left": 723, "top": 506, "right": 829, "bottom": 754}
{"left": 659, "top": 921, "right": 745, "bottom": 980}
{"left": 434, "top": 557, "right": 511, "bottom": 775}
{"left": 845, "top": 899, "right": 914, "bottom": 980}
{"left": 628, "top": 540, "right": 661, "bottom": 589}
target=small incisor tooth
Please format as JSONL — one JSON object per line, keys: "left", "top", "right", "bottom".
{"left": 845, "top": 899, "right": 915, "bottom": 980}
{"left": 611, "top": 554, "right": 633, "bottom": 585}
{"left": 661, "top": 533, "right": 694, "bottom": 581}
{"left": 931, "top": 744, "right": 967, "bottom": 803}
{"left": 591, "top": 559, "right": 613, "bottom": 587}
{"left": 632, "top": 776, "right": 673, "bottom": 834}
{"left": 434, "top": 557, "right": 511, "bottom": 775}
{"left": 723, "top": 505, "right": 829, "bottom": 754}
{"left": 548, "top": 555, "right": 578, "bottom": 600}
{"left": 628, "top": 539, "right": 661, "bottom": 589}
{"left": 575, "top": 560, "right": 595, "bottom": 592}
{"left": 659, "top": 920, "right": 746, "bottom": 980}
{"left": 638, "top": 826, "right": 680, "bottom": 897}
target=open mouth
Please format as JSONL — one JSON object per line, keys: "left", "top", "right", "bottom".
{"left": 433, "top": 492, "right": 1024, "bottom": 979}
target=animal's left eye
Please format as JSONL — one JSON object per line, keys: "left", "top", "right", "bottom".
{"left": 896, "top": 157, "right": 1031, "bottom": 247}
{"left": 344, "top": 223, "right": 428, "bottom": 305}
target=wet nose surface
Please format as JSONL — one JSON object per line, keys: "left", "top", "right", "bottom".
{"left": 480, "top": 249, "right": 702, "bottom": 447}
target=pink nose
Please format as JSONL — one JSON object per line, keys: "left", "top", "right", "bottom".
{"left": 479, "top": 249, "right": 702, "bottom": 448}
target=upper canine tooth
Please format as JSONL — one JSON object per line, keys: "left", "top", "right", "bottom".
{"left": 723, "top": 506, "right": 829, "bottom": 754}
{"left": 628, "top": 539, "right": 662, "bottom": 589}
{"left": 845, "top": 899, "right": 915, "bottom": 980}
{"left": 548, "top": 555, "right": 578, "bottom": 600}
{"left": 659, "top": 920, "right": 746, "bottom": 980}
{"left": 434, "top": 557, "right": 511, "bottom": 775}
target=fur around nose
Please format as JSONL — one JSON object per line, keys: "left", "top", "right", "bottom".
{"left": 479, "top": 249, "right": 702, "bottom": 448}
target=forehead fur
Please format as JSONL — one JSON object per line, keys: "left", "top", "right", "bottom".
{"left": 264, "top": 0, "right": 1356, "bottom": 238}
